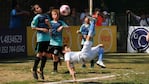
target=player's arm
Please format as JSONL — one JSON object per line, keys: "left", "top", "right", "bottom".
{"left": 45, "top": 15, "right": 52, "bottom": 29}
{"left": 33, "top": 27, "right": 49, "bottom": 32}
{"left": 126, "top": 10, "right": 141, "bottom": 21}
{"left": 76, "top": 25, "right": 83, "bottom": 34}
{"left": 57, "top": 20, "right": 69, "bottom": 32}
{"left": 31, "top": 16, "right": 49, "bottom": 33}
{"left": 15, "top": 9, "right": 30, "bottom": 16}
{"left": 12, "top": 10, "right": 27, "bottom": 16}
{"left": 45, "top": 19, "right": 51, "bottom": 29}
{"left": 66, "top": 61, "right": 76, "bottom": 81}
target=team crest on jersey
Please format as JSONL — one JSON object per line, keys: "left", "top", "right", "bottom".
{"left": 130, "top": 28, "right": 149, "bottom": 51}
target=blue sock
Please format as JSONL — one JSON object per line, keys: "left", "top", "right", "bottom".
{"left": 88, "top": 20, "right": 95, "bottom": 36}
{"left": 98, "top": 47, "right": 104, "bottom": 61}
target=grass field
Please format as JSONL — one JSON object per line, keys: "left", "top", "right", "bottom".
{"left": 0, "top": 53, "right": 149, "bottom": 84}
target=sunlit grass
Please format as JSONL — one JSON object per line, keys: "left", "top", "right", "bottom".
{"left": 0, "top": 53, "right": 149, "bottom": 84}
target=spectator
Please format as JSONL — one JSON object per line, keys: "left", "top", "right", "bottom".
{"left": 80, "top": 8, "right": 89, "bottom": 23}
{"left": 126, "top": 10, "right": 149, "bottom": 26}
{"left": 127, "top": 10, "right": 149, "bottom": 51}
{"left": 9, "top": 3, "right": 29, "bottom": 29}
{"left": 92, "top": 8, "right": 104, "bottom": 26}
{"left": 70, "top": 8, "right": 80, "bottom": 26}
{"left": 47, "top": 6, "right": 55, "bottom": 19}
{"left": 102, "top": 11, "right": 110, "bottom": 26}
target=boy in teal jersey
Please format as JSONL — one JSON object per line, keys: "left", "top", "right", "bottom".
{"left": 48, "top": 9, "right": 69, "bottom": 74}
{"left": 31, "top": 4, "right": 51, "bottom": 80}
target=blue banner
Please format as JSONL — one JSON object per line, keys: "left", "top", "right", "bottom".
{"left": 0, "top": 29, "right": 27, "bottom": 58}
{"left": 127, "top": 26, "right": 149, "bottom": 53}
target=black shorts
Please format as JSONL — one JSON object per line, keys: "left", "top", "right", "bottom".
{"left": 35, "top": 41, "right": 50, "bottom": 53}
{"left": 48, "top": 45, "right": 62, "bottom": 56}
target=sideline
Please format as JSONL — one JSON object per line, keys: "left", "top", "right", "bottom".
{"left": 43, "top": 75, "right": 116, "bottom": 84}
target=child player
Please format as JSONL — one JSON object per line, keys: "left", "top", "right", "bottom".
{"left": 76, "top": 16, "right": 95, "bottom": 68}
{"left": 63, "top": 18, "right": 106, "bottom": 81}
{"left": 31, "top": 4, "right": 51, "bottom": 80}
{"left": 48, "top": 9, "right": 69, "bottom": 74}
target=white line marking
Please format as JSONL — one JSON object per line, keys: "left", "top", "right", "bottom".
{"left": 43, "top": 75, "right": 116, "bottom": 84}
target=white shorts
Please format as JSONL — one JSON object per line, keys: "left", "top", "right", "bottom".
{"left": 80, "top": 41, "right": 93, "bottom": 61}
{"left": 80, "top": 41, "right": 101, "bottom": 62}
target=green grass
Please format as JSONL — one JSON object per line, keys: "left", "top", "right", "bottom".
{"left": 0, "top": 53, "right": 149, "bottom": 84}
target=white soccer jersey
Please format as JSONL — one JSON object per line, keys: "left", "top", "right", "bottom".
{"left": 64, "top": 51, "right": 81, "bottom": 63}
{"left": 64, "top": 41, "right": 100, "bottom": 63}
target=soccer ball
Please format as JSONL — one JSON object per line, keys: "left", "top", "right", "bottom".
{"left": 60, "top": 5, "right": 71, "bottom": 16}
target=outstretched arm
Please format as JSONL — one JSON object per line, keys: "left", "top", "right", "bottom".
{"left": 66, "top": 61, "right": 76, "bottom": 81}
{"left": 126, "top": 10, "right": 141, "bottom": 21}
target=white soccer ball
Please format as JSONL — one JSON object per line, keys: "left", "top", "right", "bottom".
{"left": 60, "top": 5, "right": 71, "bottom": 16}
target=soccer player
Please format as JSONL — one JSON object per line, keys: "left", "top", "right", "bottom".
{"left": 63, "top": 19, "right": 106, "bottom": 81}
{"left": 76, "top": 16, "right": 95, "bottom": 68}
{"left": 31, "top": 4, "right": 51, "bottom": 80}
{"left": 48, "top": 9, "right": 69, "bottom": 74}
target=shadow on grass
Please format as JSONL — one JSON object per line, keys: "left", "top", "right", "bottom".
{"left": 62, "top": 70, "right": 111, "bottom": 75}
{"left": 0, "top": 56, "right": 34, "bottom": 64}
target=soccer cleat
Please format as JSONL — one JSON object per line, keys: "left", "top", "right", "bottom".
{"left": 39, "top": 71, "right": 44, "bottom": 80}
{"left": 96, "top": 61, "right": 106, "bottom": 68}
{"left": 32, "top": 71, "right": 38, "bottom": 80}
{"left": 51, "top": 70, "right": 58, "bottom": 74}
{"left": 37, "top": 69, "right": 44, "bottom": 80}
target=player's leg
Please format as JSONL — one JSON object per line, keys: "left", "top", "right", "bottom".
{"left": 86, "top": 16, "right": 96, "bottom": 68}
{"left": 96, "top": 45, "right": 106, "bottom": 68}
{"left": 81, "top": 18, "right": 95, "bottom": 62}
{"left": 51, "top": 47, "right": 61, "bottom": 74}
{"left": 32, "top": 42, "right": 42, "bottom": 80}
{"left": 80, "top": 45, "right": 87, "bottom": 68}
{"left": 90, "top": 60, "right": 94, "bottom": 68}
{"left": 38, "top": 41, "right": 49, "bottom": 80}
{"left": 52, "top": 54, "right": 59, "bottom": 74}
{"left": 38, "top": 55, "right": 47, "bottom": 80}
{"left": 86, "top": 16, "right": 96, "bottom": 41}
{"left": 47, "top": 45, "right": 59, "bottom": 74}
{"left": 32, "top": 54, "right": 41, "bottom": 80}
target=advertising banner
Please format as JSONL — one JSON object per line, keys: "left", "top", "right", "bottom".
{"left": 27, "top": 26, "right": 117, "bottom": 56}
{"left": 0, "top": 29, "right": 27, "bottom": 58}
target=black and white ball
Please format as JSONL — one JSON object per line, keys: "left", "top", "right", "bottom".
{"left": 60, "top": 5, "right": 71, "bottom": 16}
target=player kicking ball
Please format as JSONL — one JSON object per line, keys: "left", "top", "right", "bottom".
{"left": 62, "top": 18, "right": 106, "bottom": 81}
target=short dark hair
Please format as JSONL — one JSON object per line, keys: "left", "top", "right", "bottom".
{"left": 62, "top": 44, "right": 68, "bottom": 51}
{"left": 31, "top": 4, "right": 39, "bottom": 12}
